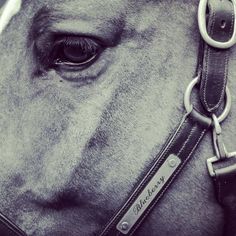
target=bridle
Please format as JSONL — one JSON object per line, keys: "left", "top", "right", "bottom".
{"left": 99, "top": 0, "right": 236, "bottom": 235}
{"left": 0, "top": 0, "right": 236, "bottom": 235}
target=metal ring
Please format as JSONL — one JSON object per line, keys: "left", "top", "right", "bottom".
{"left": 184, "top": 76, "right": 231, "bottom": 123}
{"left": 198, "top": 0, "right": 236, "bottom": 49}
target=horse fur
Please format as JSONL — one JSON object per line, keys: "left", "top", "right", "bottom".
{"left": 0, "top": 1, "right": 236, "bottom": 235}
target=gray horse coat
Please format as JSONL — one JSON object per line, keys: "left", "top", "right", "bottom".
{"left": 0, "top": 0, "right": 236, "bottom": 235}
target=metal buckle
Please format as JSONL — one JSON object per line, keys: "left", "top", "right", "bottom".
{"left": 184, "top": 76, "right": 231, "bottom": 123}
{"left": 207, "top": 152, "right": 236, "bottom": 177}
{"left": 198, "top": 0, "right": 236, "bottom": 49}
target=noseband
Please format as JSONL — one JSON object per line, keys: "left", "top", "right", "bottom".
{"left": 0, "top": 0, "right": 236, "bottom": 235}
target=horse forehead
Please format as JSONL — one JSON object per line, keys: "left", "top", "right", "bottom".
{"left": 15, "top": 0, "right": 199, "bottom": 57}
{"left": 25, "top": 0, "right": 197, "bottom": 25}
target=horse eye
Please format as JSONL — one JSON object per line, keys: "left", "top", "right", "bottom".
{"left": 50, "top": 36, "right": 103, "bottom": 69}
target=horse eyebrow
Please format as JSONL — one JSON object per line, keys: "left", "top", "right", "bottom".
{"left": 30, "top": 5, "right": 125, "bottom": 45}
{"left": 30, "top": 6, "right": 59, "bottom": 40}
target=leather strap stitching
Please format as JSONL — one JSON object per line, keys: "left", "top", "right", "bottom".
{"left": 129, "top": 128, "right": 207, "bottom": 236}
{"left": 201, "top": 0, "right": 234, "bottom": 112}
{"left": 99, "top": 117, "right": 189, "bottom": 235}
{"left": 177, "top": 125, "right": 197, "bottom": 156}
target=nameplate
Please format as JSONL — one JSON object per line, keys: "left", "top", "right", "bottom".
{"left": 116, "top": 154, "right": 181, "bottom": 234}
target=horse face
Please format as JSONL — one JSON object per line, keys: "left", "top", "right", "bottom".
{"left": 1, "top": 0, "right": 234, "bottom": 235}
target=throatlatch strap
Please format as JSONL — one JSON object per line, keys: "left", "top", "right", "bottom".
{"left": 199, "top": 0, "right": 234, "bottom": 113}
{"left": 99, "top": 112, "right": 211, "bottom": 236}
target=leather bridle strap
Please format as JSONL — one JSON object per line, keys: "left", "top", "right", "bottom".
{"left": 199, "top": 0, "right": 234, "bottom": 113}
{"left": 0, "top": 212, "right": 27, "bottom": 236}
{"left": 100, "top": 0, "right": 235, "bottom": 235}
{"left": 0, "top": 1, "right": 235, "bottom": 236}
{"left": 99, "top": 111, "right": 211, "bottom": 236}
{"left": 199, "top": 0, "right": 236, "bottom": 236}
{"left": 214, "top": 161, "right": 236, "bottom": 236}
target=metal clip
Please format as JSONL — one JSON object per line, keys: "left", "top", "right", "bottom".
{"left": 212, "top": 114, "right": 228, "bottom": 160}
{"left": 207, "top": 152, "right": 236, "bottom": 177}
{"left": 206, "top": 114, "right": 235, "bottom": 177}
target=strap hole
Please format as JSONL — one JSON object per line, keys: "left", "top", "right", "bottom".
{"left": 221, "top": 20, "right": 226, "bottom": 29}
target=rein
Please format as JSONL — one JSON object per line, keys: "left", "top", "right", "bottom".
{"left": 0, "top": 0, "right": 235, "bottom": 235}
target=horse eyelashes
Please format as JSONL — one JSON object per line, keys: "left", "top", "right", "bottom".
{"left": 34, "top": 34, "right": 105, "bottom": 73}
{"left": 49, "top": 36, "right": 104, "bottom": 69}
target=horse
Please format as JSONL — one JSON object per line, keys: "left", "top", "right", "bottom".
{"left": 0, "top": 0, "right": 236, "bottom": 235}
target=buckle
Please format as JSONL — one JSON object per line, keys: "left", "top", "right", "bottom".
{"left": 198, "top": 0, "right": 236, "bottom": 49}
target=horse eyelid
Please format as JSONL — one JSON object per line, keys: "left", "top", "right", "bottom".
{"left": 50, "top": 36, "right": 104, "bottom": 67}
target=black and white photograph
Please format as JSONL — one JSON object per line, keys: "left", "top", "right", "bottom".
{"left": 0, "top": 0, "right": 236, "bottom": 235}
